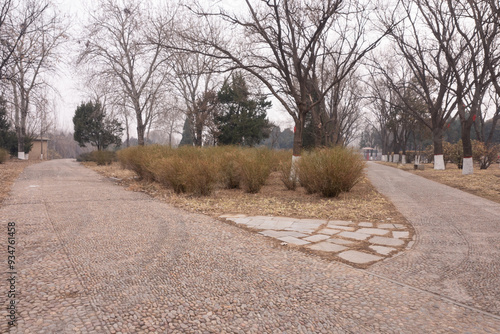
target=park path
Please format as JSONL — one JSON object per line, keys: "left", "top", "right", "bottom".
{"left": 0, "top": 159, "right": 499, "bottom": 333}
{"left": 366, "top": 162, "right": 500, "bottom": 317}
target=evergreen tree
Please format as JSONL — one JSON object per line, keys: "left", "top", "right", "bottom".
{"left": 179, "top": 117, "right": 194, "bottom": 146}
{"left": 215, "top": 73, "right": 272, "bottom": 146}
{"left": 73, "top": 101, "right": 123, "bottom": 150}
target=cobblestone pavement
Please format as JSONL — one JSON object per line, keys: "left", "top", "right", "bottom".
{"left": 1, "top": 159, "right": 500, "bottom": 333}
{"left": 366, "top": 162, "right": 500, "bottom": 317}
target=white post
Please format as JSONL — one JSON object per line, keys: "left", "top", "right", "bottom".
{"left": 462, "top": 157, "right": 473, "bottom": 175}
{"left": 381, "top": 155, "right": 387, "bottom": 162}
{"left": 18, "top": 152, "right": 25, "bottom": 160}
{"left": 290, "top": 155, "right": 301, "bottom": 181}
{"left": 393, "top": 154, "right": 400, "bottom": 164}
{"left": 401, "top": 155, "right": 406, "bottom": 165}
{"left": 434, "top": 154, "right": 445, "bottom": 170}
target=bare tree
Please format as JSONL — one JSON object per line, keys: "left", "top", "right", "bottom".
{"left": 182, "top": 0, "right": 390, "bottom": 160}
{"left": 324, "top": 72, "right": 364, "bottom": 146}
{"left": 8, "top": 1, "right": 66, "bottom": 158}
{"left": 473, "top": 1, "right": 500, "bottom": 148}
{"left": 0, "top": 0, "right": 49, "bottom": 81}
{"left": 168, "top": 47, "right": 221, "bottom": 146}
{"left": 379, "top": 1, "right": 458, "bottom": 170}
{"left": 416, "top": 0, "right": 500, "bottom": 174}
{"left": 366, "top": 70, "right": 396, "bottom": 162}
{"left": 78, "top": 0, "right": 174, "bottom": 146}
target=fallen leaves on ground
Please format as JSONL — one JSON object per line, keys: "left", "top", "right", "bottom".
{"left": 0, "top": 159, "right": 39, "bottom": 205}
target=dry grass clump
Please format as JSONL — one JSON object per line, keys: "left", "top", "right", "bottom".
{"left": 117, "top": 145, "right": 173, "bottom": 182}
{"left": 214, "top": 147, "right": 244, "bottom": 189}
{"left": 298, "top": 147, "right": 365, "bottom": 197}
{"left": 239, "top": 148, "right": 274, "bottom": 193}
{"left": 0, "top": 148, "right": 9, "bottom": 164}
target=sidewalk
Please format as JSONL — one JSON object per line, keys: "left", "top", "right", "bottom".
{"left": 366, "top": 161, "right": 500, "bottom": 316}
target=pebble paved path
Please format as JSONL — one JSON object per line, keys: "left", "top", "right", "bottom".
{"left": 366, "top": 162, "right": 500, "bottom": 317}
{"left": 1, "top": 159, "right": 500, "bottom": 333}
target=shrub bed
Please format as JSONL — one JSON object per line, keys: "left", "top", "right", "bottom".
{"left": 298, "top": 147, "right": 365, "bottom": 198}
{"left": 117, "top": 145, "right": 364, "bottom": 197}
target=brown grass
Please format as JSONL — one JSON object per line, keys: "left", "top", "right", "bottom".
{"left": 84, "top": 161, "right": 409, "bottom": 226}
{"left": 0, "top": 159, "right": 39, "bottom": 206}
{"left": 378, "top": 161, "right": 500, "bottom": 203}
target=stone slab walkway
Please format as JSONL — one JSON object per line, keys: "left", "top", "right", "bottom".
{"left": 366, "top": 162, "right": 500, "bottom": 317}
{"left": 0, "top": 159, "right": 499, "bottom": 333}
{"left": 221, "top": 215, "right": 413, "bottom": 266}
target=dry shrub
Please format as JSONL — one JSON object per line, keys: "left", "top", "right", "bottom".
{"left": 148, "top": 146, "right": 219, "bottom": 196}
{"left": 117, "top": 145, "right": 173, "bottom": 181}
{"left": 298, "top": 147, "right": 365, "bottom": 198}
{"left": 151, "top": 156, "right": 187, "bottom": 194}
{"left": 297, "top": 153, "right": 321, "bottom": 194}
{"left": 278, "top": 157, "right": 297, "bottom": 190}
{"left": 239, "top": 148, "right": 273, "bottom": 193}
{"left": 216, "top": 146, "right": 243, "bottom": 189}
{"left": 185, "top": 154, "right": 219, "bottom": 196}
{"left": 93, "top": 151, "right": 116, "bottom": 165}
{"left": 271, "top": 149, "right": 292, "bottom": 171}
{"left": 0, "top": 148, "right": 9, "bottom": 164}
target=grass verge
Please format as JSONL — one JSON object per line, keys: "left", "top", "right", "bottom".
{"left": 0, "top": 159, "right": 39, "bottom": 206}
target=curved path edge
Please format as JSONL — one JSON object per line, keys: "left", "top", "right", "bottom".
{"left": 366, "top": 162, "right": 500, "bottom": 317}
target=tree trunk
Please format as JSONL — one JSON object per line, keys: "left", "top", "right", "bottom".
{"left": 137, "top": 124, "right": 146, "bottom": 146}
{"left": 432, "top": 126, "right": 445, "bottom": 170}
{"left": 461, "top": 118, "right": 474, "bottom": 175}
{"left": 125, "top": 115, "right": 130, "bottom": 148}
{"left": 194, "top": 122, "right": 203, "bottom": 147}
{"left": 292, "top": 114, "right": 305, "bottom": 156}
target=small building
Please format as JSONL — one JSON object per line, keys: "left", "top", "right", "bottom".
{"left": 28, "top": 137, "right": 49, "bottom": 160}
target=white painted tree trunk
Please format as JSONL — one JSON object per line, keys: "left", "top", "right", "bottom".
{"left": 25, "top": 153, "right": 29, "bottom": 160}
{"left": 18, "top": 152, "right": 25, "bottom": 160}
{"left": 434, "top": 154, "right": 445, "bottom": 170}
{"left": 401, "top": 155, "right": 406, "bottom": 165}
{"left": 381, "top": 155, "right": 387, "bottom": 162}
{"left": 290, "top": 155, "right": 301, "bottom": 181}
{"left": 393, "top": 154, "right": 400, "bottom": 163}
{"left": 462, "top": 157, "right": 473, "bottom": 175}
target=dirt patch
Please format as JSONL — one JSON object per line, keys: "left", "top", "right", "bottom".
{"left": 0, "top": 159, "right": 39, "bottom": 206}
{"left": 378, "top": 161, "right": 500, "bottom": 204}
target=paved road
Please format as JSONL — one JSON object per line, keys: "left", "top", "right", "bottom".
{"left": 1, "top": 159, "right": 499, "bottom": 333}
{"left": 366, "top": 162, "right": 500, "bottom": 317}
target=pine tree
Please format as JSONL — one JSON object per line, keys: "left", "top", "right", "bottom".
{"left": 73, "top": 101, "right": 123, "bottom": 150}
{"left": 215, "top": 73, "right": 272, "bottom": 146}
{"left": 179, "top": 117, "right": 194, "bottom": 146}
